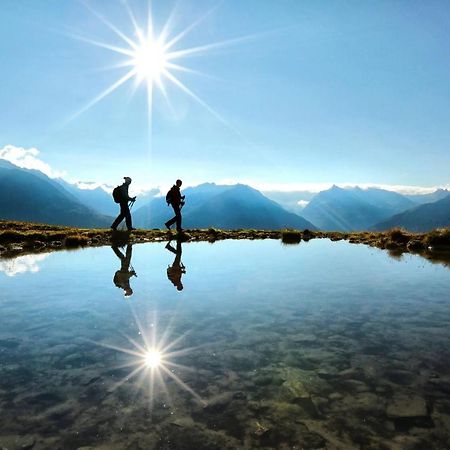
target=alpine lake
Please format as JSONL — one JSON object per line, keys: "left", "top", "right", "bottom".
{"left": 1, "top": 238, "right": 450, "bottom": 450}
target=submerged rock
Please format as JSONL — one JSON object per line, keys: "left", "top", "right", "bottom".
{"left": 386, "top": 394, "right": 434, "bottom": 431}
{"left": 385, "top": 369, "right": 416, "bottom": 385}
{"left": 428, "top": 375, "right": 450, "bottom": 394}
{"left": 280, "top": 378, "right": 310, "bottom": 401}
{"left": 17, "top": 435, "right": 36, "bottom": 449}
{"left": 386, "top": 394, "right": 428, "bottom": 418}
{"left": 0, "top": 435, "right": 36, "bottom": 450}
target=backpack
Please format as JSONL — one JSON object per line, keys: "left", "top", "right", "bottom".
{"left": 166, "top": 188, "right": 173, "bottom": 205}
{"left": 112, "top": 186, "right": 123, "bottom": 203}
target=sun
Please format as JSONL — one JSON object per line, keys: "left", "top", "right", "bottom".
{"left": 132, "top": 39, "right": 168, "bottom": 84}
{"left": 67, "top": 1, "right": 256, "bottom": 137}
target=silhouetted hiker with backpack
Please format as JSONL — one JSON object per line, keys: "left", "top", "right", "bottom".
{"left": 111, "top": 177, "right": 136, "bottom": 231}
{"left": 164, "top": 179, "right": 185, "bottom": 232}
{"left": 165, "top": 238, "right": 185, "bottom": 291}
{"left": 112, "top": 244, "right": 137, "bottom": 297}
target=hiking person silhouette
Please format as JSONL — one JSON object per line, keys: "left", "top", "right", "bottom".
{"left": 111, "top": 176, "right": 136, "bottom": 231}
{"left": 112, "top": 244, "right": 137, "bottom": 297}
{"left": 165, "top": 238, "right": 186, "bottom": 291}
{"left": 164, "top": 179, "right": 185, "bottom": 232}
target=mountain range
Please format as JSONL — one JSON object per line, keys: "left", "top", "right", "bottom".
{"left": 372, "top": 194, "right": 450, "bottom": 232}
{"left": 0, "top": 159, "right": 111, "bottom": 227}
{"left": 133, "top": 183, "right": 316, "bottom": 230}
{"left": 0, "top": 158, "right": 448, "bottom": 232}
{"left": 301, "top": 186, "right": 416, "bottom": 231}
{"left": 405, "top": 189, "right": 450, "bottom": 205}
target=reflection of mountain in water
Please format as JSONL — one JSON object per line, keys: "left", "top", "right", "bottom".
{"left": 0, "top": 253, "right": 50, "bottom": 277}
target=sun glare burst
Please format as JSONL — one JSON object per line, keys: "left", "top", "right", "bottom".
{"left": 133, "top": 40, "right": 167, "bottom": 83}
{"left": 144, "top": 349, "right": 162, "bottom": 368}
{"left": 66, "top": 1, "right": 261, "bottom": 146}
{"left": 97, "top": 310, "right": 205, "bottom": 409}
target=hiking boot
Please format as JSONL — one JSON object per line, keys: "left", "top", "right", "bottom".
{"left": 110, "top": 226, "right": 117, "bottom": 231}
{"left": 128, "top": 227, "right": 136, "bottom": 231}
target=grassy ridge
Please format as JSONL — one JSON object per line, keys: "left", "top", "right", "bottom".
{"left": 0, "top": 220, "right": 449, "bottom": 266}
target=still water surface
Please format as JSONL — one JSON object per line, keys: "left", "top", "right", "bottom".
{"left": 1, "top": 239, "right": 450, "bottom": 449}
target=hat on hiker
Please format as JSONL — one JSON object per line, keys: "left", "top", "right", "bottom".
{"left": 124, "top": 177, "right": 132, "bottom": 183}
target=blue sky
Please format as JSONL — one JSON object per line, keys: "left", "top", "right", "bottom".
{"left": 0, "top": 0, "right": 449, "bottom": 191}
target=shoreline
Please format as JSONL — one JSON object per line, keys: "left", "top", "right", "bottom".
{"left": 1, "top": 220, "right": 449, "bottom": 267}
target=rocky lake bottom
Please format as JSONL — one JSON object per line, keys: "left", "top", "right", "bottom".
{"left": 0, "top": 239, "right": 449, "bottom": 449}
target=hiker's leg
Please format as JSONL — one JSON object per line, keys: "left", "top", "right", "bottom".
{"left": 166, "top": 216, "right": 176, "bottom": 227}
{"left": 174, "top": 205, "right": 182, "bottom": 230}
{"left": 112, "top": 245, "right": 125, "bottom": 261}
{"left": 167, "top": 204, "right": 179, "bottom": 227}
{"left": 125, "top": 244, "right": 132, "bottom": 268}
{"left": 165, "top": 242, "right": 177, "bottom": 254}
{"left": 111, "top": 211, "right": 124, "bottom": 229}
{"left": 174, "top": 239, "right": 182, "bottom": 265}
{"left": 123, "top": 203, "right": 132, "bottom": 229}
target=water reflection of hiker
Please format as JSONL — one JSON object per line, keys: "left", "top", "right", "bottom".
{"left": 111, "top": 177, "right": 136, "bottom": 231}
{"left": 164, "top": 179, "right": 185, "bottom": 232}
{"left": 165, "top": 239, "right": 186, "bottom": 291}
{"left": 112, "top": 244, "right": 137, "bottom": 297}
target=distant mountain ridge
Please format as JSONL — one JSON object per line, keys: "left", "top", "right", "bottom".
{"left": 1, "top": 158, "right": 448, "bottom": 232}
{"left": 0, "top": 159, "right": 112, "bottom": 227}
{"left": 262, "top": 190, "right": 315, "bottom": 215}
{"left": 406, "top": 189, "right": 450, "bottom": 205}
{"left": 372, "top": 194, "right": 450, "bottom": 232}
{"left": 301, "top": 186, "right": 415, "bottom": 231}
{"left": 55, "top": 178, "right": 118, "bottom": 216}
{"left": 134, "top": 183, "right": 316, "bottom": 230}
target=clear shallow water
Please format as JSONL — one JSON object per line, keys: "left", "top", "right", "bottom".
{"left": 1, "top": 239, "right": 450, "bottom": 450}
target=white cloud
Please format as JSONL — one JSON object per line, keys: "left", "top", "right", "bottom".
{"left": 73, "top": 181, "right": 114, "bottom": 192}
{"left": 1, "top": 145, "right": 448, "bottom": 198}
{"left": 0, "top": 253, "right": 50, "bottom": 277}
{"left": 0, "top": 144, "right": 66, "bottom": 179}
{"left": 217, "top": 179, "right": 450, "bottom": 196}
{"left": 297, "top": 200, "right": 309, "bottom": 207}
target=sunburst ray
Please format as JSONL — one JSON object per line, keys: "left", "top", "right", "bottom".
{"left": 65, "top": 0, "right": 260, "bottom": 147}
{"left": 99, "top": 309, "right": 205, "bottom": 409}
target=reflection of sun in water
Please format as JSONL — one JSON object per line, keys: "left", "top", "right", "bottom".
{"left": 144, "top": 349, "right": 161, "bottom": 368}
{"left": 98, "top": 310, "right": 205, "bottom": 409}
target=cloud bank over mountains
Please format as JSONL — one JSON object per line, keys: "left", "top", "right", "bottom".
{"left": 1, "top": 144, "right": 448, "bottom": 196}
{"left": 0, "top": 145, "right": 66, "bottom": 179}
